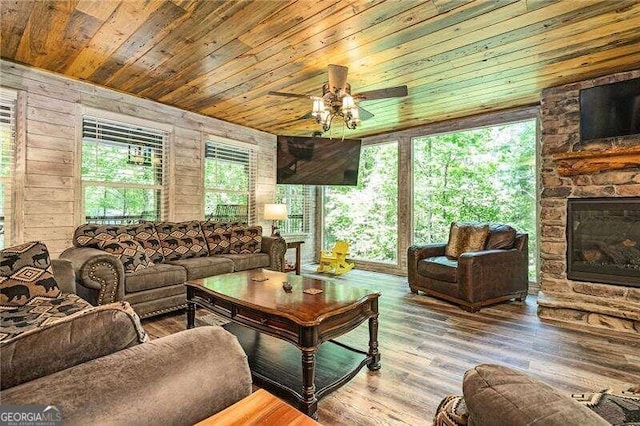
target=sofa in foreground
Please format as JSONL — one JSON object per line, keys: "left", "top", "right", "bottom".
{"left": 434, "top": 364, "right": 640, "bottom": 426}
{"left": 1, "top": 242, "right": 252, "bottom": 425}
{"left": 60, "top": 220, "right": 287, "bottom": 318}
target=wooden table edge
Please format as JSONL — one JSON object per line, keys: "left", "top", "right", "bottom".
{"left": 195, "top": 389, "right": 321, "bottom": 426}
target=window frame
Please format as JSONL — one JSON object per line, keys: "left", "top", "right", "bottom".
{"left": 321, "top": 140, "right": 400, "bottom": 264}
{"left": 203, "top": 136, "right": 257, "bottom": 224}
{"left": 275, "top": 184, "right": 313, "bottom": 236}
{"left": 79, "top": 108, "right": 171, "bottom": 224}
{"left": 0, "top": 88, "right": 17, "bottom": 249}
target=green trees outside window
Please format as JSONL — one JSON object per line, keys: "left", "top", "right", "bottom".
{"left": 81, "top": 117, "right": 165, "bottom": 224}
{"left": 413, "top": 120, "right": 537, "bottom": 279}
{"left": 323, "top": 142, "right": 399, "bottom": 262}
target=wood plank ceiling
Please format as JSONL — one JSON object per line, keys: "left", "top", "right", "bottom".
{"left": 2, "top": 0, "right": 640, "bottom": 138}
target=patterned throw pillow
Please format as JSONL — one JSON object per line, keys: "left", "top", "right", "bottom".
{"left": 433, "top": 395, "right": 468, "bottom": 426}
{"left": 200, "top": 221, "right": 243, "bottom": 255}
{"left": 230, "top": 226, "right": 263, "bottom": 254}
{"left": 73, "top": 223, "right": 165, "bottom": 264}
{"left": 98, "top": 235, "right": 154, "bottom": 274}
{"left": 156, "top": 221, "right": 209, "bottom": 261}
{"left": 445, "top": 222, "right": 490, "bottom": 259}
{"left": 0, "top": 241, "right": 61, "bottom": 307}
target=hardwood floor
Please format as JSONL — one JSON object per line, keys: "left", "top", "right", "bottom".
{"left": 143, "top": 268, "right": 640, "bottom": 425}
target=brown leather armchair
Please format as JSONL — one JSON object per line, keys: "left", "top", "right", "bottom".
{"left": 408, "top": 223, "right": 528, "bottom": 312}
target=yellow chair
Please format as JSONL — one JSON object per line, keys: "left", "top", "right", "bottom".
{"left": 317, "top": 240, "right": 355, "bottom": 275}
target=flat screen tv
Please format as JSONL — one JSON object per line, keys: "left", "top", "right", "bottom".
{"left": 276, "top": 135, "right": 361, "bottom": 185}
{"left": 580, "top": 77, "right": 640, "bottom": 141}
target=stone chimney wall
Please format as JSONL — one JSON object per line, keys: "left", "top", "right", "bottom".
{"left": 537, "top": 69, "right": 640, "bottom": 337}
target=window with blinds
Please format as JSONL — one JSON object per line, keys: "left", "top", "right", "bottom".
{"left": 204, "top": 140, "right": 257, "bottom": 224}
{"left": 0, "top": 90, "right": 16, "bottom": 249}
{"left": 81, "top": 116, "right": 167, "bottom": 224}
{"left": 276, "top": 185, "right": 313, "bottom": 235}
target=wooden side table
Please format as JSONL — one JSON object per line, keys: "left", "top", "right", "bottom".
{"left": 284, "top": 240, "right": 304, "bottom": 275}
{"left": 196, "top": 389, "right": 320, "bottom": 426}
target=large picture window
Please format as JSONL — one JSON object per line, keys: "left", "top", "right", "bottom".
{"left": 0, "top": 90, "right": 16, "bottom": 249}
{"left": 412, "top": 120, "right": 537, "bottom": 278}
{"left": 275, "top": 185, "right": 312, "bottom": 235}
{"left": 323, "top": 142, "right": 398, "bottom": 263}
{"left": 204, "top": 140, "right": 257, "bottom": 224}
{"left": 81, "top": 116, "right": 166, "bottom": 224}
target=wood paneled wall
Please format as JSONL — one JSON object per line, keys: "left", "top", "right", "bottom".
{"left": 0, "top": 60, "right": 276, "bottom": 257}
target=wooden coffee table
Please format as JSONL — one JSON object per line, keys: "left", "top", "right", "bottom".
{"left": 186, "top": 269, "right": 381, "bottom": 420}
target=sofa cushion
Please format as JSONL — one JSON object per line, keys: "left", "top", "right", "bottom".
{"left": 218, "top": 253, "right": 270, "bottom": 272}
{"left": 156, "top": 221, "right": 209, "bottom": 261}
{"left": 230, "top": 226, "right": 263, "bottom": 254}
{"left": 166, "top": 257, "right": 234, "bottom": 280}
{"left": 200, "top": 221, "right": 244, "bottom": 255}
{"left": 0, "top": 300, "right": 146, "bottom": 390}
{"left": 73, "top": 223, "right": 165, "bottom": 264}
{"left": 417, "top": 256, "right": 458, "bottom": 283}
{"left": 445, "top": 222, "right": 490, "bottom": 259}
{"left": 0, "top": 241, "right": 60, "bottom": 306}
{"left": 125, "top": 263, "right": 187, "bottom": 293}
{"left": 486, "top": 224, "right": 517, "bottom": 250}
{"left": 98, "top": 235, "right": 154, "bottom": 274}
{"left": 0, "top": 293, "right": 91, "bottom": 344}
{"left": 1, "top": 327, "right": 252, "bottom": 426}
{"left": 463, "top": 364, "right": 608, "bottom": 426}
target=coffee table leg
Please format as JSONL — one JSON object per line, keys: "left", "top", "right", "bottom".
{"left": 367, "top": 299, "right": 381, "bottom": 371}
{"left": 186, "top": 286, "right": 196, "bottom": 329}
{"left": 301, "top": 348, "right": 318, "bottom": 420}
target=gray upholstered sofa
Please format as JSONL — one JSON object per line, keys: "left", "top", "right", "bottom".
{"left": 1, "top": 253, "right": 252, "bottom": 425}
{"left": 60, "top": 220, "right": 287, "bottom": 318}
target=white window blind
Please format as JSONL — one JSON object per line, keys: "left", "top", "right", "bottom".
{"left": 204, "top": 140, "right": 257, "bottom": 224}
{"left": 276, "top": 185, "right": 313, "bottom": 234}
{"left": 0, "top": 91, "right": 16, "bottom": 249}
{"left": 81, "top": 116, "right": 167, "bottom": 224}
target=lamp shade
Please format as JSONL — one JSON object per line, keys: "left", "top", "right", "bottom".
{"left": 264, "top": 204, "right": 288, "bottom": 221}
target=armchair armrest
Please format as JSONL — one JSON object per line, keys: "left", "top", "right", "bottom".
{"left": 457, "top": 249, "right": 528, "bottom": 303}
{"left": 1, "top": 301, "right": 147, "bottom": 390}
{"left": 59, "top": 247, "right": 125, "bottom": 306}
{"left": 51, "top": 259, "right": 76, "bottom": 294}
{"left": 261, "top": 235, "right": 287, "bottom": 272}
{"left": 407, "top": 243, "right": 446, "bottom": 287}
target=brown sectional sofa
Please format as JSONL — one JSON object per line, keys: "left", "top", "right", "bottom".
{"left": 60, "top": 220, "right": 287, "bottom": 318}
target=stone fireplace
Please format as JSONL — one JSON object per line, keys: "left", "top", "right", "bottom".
{"left": 538, "top": 69, "right": 640, "bottom": 337}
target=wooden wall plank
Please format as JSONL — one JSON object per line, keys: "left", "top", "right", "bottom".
{"left": 2, "top": 59, "right": 276, "bottom": 257}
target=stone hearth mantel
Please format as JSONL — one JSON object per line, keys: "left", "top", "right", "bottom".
{"left": 552, "top": 145, "right": 640, "bottom": 176}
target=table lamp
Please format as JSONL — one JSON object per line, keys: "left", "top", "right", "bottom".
{"left": 263, "top": 204, "right": 288, "bottom": 235}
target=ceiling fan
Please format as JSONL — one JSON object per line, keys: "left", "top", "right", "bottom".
{"left": 268, "top": 64, "right": 408, "bottom": 133}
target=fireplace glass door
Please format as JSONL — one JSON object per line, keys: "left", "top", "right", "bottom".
{"left": 567, "top": 197, "right": 640, "bottom": 287}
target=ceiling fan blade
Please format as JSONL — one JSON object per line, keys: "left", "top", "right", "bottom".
{"left": 268, "top": 91, "right": 311, "bottom": 99}
{"left": 358, "top": 106, "right": 375, "bottom": 121}
{"left": 354, "top": 85, "right": 408, "bottom": 101}
{"left": 328, "top": 64, "right": 348, "bottom": 93}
